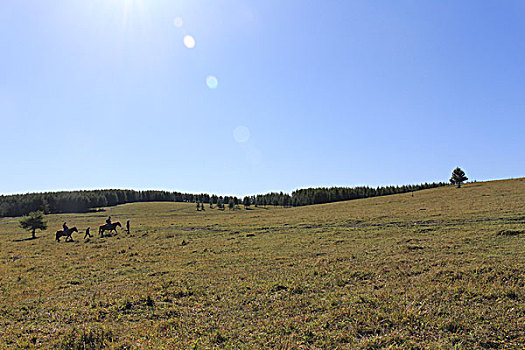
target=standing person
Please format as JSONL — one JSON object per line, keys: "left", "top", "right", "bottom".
{"left": 106, "top": 216, "right": 112, "bottom": 225}
{"left": 126, "top": 220, "right": 130, "bottom": 234}
{"left": 84, "top": 227, "right": 92, "bottom": 239}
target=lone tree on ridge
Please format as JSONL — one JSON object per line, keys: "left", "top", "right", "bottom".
{"left": 450, "top": 167, "right": 468, "bottom": 188}
{"left": 19, "top": 211, "right": 48, "bottom": 239}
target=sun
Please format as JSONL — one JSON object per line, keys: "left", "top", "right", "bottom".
{"left": 107, "top": 0, "right": 145, "bottom": 28}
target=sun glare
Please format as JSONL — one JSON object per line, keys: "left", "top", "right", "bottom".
{"left": 233, "top": 126, "right": 250, "bottom": 143}
{"left": 183, "top": 35, "right": 196, "bottom": 49}
{"left": 173, "top": 17, "right": 184, "bottom": 28}
{"left": 206, "top": 75, "right": 218, "bottom": 89}
{"left": 108, "top": 0, "right": 145, "bottom": 28}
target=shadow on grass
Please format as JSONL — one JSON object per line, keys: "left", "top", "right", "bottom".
{"left": 13, "top": 236, "right": 40, "bottom": 242}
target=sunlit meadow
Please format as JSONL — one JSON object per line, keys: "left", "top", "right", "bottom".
{"left": 0, "top": 179, "right": 524, "bottom": 348}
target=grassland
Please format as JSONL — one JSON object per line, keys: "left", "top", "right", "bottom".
{"left": 0, "top": 179, "right": 524, "bottom": 349}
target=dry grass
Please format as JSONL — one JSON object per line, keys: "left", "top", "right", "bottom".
{"left": 0, "top": 179, "right": 524, "bottom": 349}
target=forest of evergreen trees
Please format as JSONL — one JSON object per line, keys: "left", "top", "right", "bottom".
{"left": 0, "top": 182, "right": 447, "bottom": 218}
{"left": 289, "top": 183, "right": 446, "bottom": 206}
{"left": 250, "top": 182, "right": 446, "bottom": 208}
{"left": 0, "top": 190, "right": 203, "bottom": 218}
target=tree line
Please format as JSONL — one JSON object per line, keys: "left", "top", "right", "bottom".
{"left": 243, "top": 182, "right": 446, "bottom": 208}
{"left": 289, "top": 182, "right": 447, "bottom": 206}
{"left": 0, "top": 190, "right": 204, "bottom": 218}
{"left": 1, "top": 182, "right": 448, "bottom": 218}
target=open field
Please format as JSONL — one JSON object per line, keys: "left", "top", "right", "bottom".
{"left": 1, "top": 179, "right": 524, "bottom": 349}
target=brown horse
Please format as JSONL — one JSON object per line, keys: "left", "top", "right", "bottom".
{"left": 56, "top": 227, "right": 78, "bottom": 242}
{"left": 99, "top": 222, "right": 121, "bottom": 236}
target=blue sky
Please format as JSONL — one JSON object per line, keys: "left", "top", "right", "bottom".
{"left": 1, "top": 1, "right": 524, "bottom": 196}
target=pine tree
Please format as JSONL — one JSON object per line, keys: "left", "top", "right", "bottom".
{"left": 450, "top": 167, "right": 468, "bottom": 188}
{"left": 19, "top": 211, "right": 47, "bottom": 239}
{"left": 243, "top": 196, "right": 251, "bottom": 209}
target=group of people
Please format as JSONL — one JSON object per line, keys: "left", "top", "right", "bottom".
{"left": 61, "top": 216, "right": 130, "bottom": 240}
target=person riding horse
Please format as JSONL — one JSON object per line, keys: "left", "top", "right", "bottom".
{"left": 99, "top": 220, "right": 121, "bottom": 236}
{"left": 106, "top": 216, "right": 112, "bottom": 225}
{"left": 56, "top": 226, "right": 78, "bottom": 242}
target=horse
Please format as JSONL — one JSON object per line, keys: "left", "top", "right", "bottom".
{"left": 56, "top": 227, "right": 78, "bottom": 242}
{"left": 99, "top": 222, "right": 121, "bottom": 237}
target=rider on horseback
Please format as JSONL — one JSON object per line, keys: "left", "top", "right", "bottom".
{"left": 63, "top": 221, "right": 69, "bottom": 232}
{"left": 99, "top": 219, "right": 120, "bottom": 236}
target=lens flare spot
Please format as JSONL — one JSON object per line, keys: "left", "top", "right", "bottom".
{"left": 173, "top": 17, "right": 183, "bottom": 28}
{"left": 206, "top": 75, "right": 218, "bottom": 89}
{"left": 183, "top": 35, "right": 195, "bottom": 48}
{"left": 233, "top": 126, "right": 250, "bottom": 143}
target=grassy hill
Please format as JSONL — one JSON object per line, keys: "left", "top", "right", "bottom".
{"left": 0, "top": 179, "right": 524, "bottom": 349}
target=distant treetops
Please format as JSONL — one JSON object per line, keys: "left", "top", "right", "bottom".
{"left": 3, "top": 181, "right": 453, "bottom": 218}
{"left": 450, "top": 167, "right": 468, "bottom": 188}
